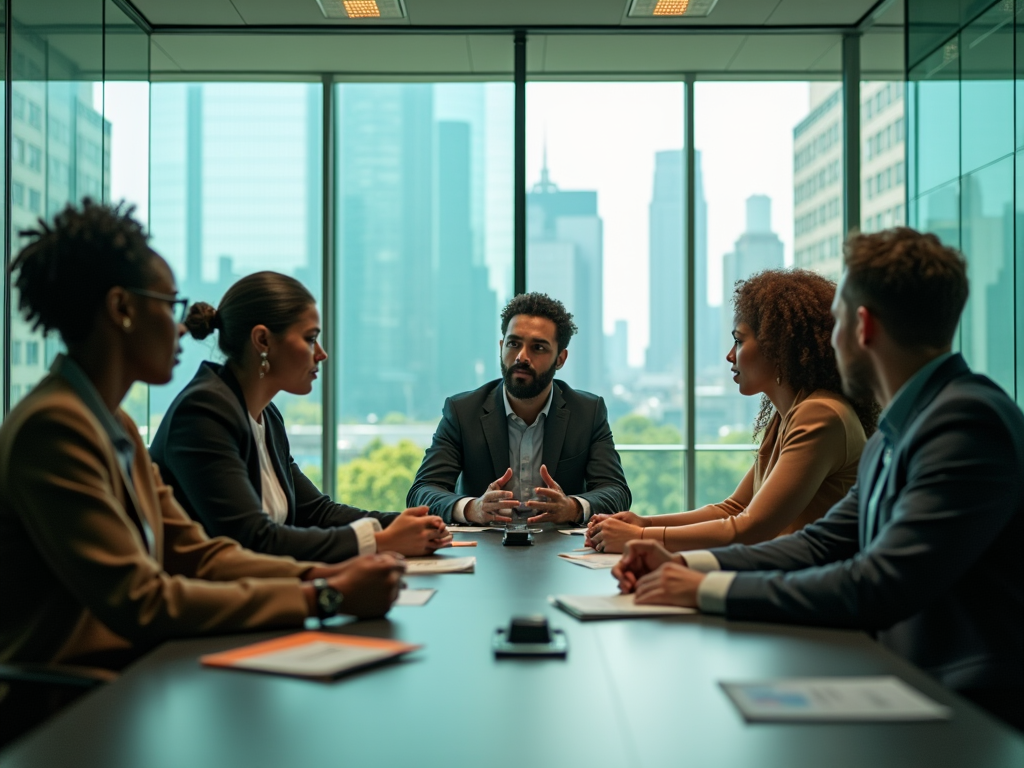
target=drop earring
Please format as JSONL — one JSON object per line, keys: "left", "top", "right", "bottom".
{"left": 259, "top": 351, "right": 270, "bottom": 379}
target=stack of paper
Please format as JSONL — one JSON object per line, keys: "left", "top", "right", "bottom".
{"left": 557, "top": 550, "right": 622, "bottom": 569}
{"left": 550, "top": 593, "right": 696, "bottom": 620}
{"left": 557, "top": 529, "right": 587, "bottom": 536}
{"left": 404, "top": 556, "right": 476, "bottom": 574}
{"left": 720, "top": 677, "right": 952, "bottom": 722}
{"left": 395, "top": 588, "right": 436, "bottom": 606}
{"left": 200, "top": 632, "right": 420, "bottom": 680}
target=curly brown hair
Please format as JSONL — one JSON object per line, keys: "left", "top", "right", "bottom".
{"left": 501, "top": 292, "right": 578, "bottom": 351}
{"left": 733, "top": 269, "right": 878, "bottom": 440}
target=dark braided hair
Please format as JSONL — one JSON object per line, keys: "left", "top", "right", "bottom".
{"left": 733, "top": 269, "right": 879, "bottom": 440}
{"left": 11, "top": 198, "right": 154, "bottom": 345}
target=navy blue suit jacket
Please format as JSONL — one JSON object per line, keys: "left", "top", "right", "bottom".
{"left": 708, "top": 354, "right": 1023, "bottom": 691}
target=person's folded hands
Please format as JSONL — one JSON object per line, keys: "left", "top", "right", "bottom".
{"left": 633, "top": 562, "right": 705, "bottom": 608}
{"left": 587, "top": 516, "right": 644, "bottom": 553}
{"left": 610, "top": 539, "right": 680, "bottom": 594}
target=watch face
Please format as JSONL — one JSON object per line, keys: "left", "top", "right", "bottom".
{"left": 317, "top": 585, "right": 343, "bottom": 618}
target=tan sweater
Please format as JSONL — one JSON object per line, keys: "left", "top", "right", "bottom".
{"left": 0, "top": 375, "right": 313, "bottom": 672}
{"left": 663, "top": 390, "right": 866, "bottom": 551}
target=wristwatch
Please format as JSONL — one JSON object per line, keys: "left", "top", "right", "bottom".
{"left": 312, "top": 578, "right": 344, "bottom": 620}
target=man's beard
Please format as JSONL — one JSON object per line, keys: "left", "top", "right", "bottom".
{"left": 838, "top": 347, "right": 877, "bottom": 404}
{"left": 501, "top": 358, "right": 558, "bottom": 400}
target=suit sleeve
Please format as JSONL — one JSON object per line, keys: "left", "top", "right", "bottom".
{"left": 717, "top": 398, "right": 1023, "bottom": 631}
{"left": 7, "top": 406, "right": 309, "bottom": 649}
{"left": 406, "top": 397, "right": 467, "bottom": 522}
{"left": 576, "top": 397, "right": 632, "bottom": 516}
{"left": 159, "top": 389, "right": 365, "bottom": 564}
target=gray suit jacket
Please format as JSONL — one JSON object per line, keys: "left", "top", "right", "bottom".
{"left": 708, "top": 354, "right": 1023, "bottom": 691}
{"left": 407, "top": 379, "right": 631, "bottom": 522}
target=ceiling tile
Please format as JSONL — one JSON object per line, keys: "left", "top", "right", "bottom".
{"left": 540, "top": 34, "right": 744, "bottom": 74}
{"left": 229, "top": 0, "right": 409, "bottom": 26}
{"left": 765, "top": 0, "right": 875, "bottom": 26}
{"left": 133, "top": 0, "right": 246, "bottom": 26}
{"left": 467, "top": 36, "right": 514, "bottom": 74}
{"left": 728, "top": 34, "right": 841, "bottom": 72}
{"left": 405, "top": 0, "right": 626, "bottom": 26}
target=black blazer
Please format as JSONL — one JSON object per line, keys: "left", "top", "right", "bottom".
{"left": 709, "top": 355, "right": 1023, "bottom": 692}
{"left": 407, "top": 379, "right": 631, "bottom": 522}
{"left": 149, "top": 362, "right": 396, "bottom": 563}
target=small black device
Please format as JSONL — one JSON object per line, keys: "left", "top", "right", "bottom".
{"left": 312, "top": 578, "right": 344, "bottom": 620}
{"left": 502, "top": 529, "right": 534, "bottom": 546}
{"left": 493, "top": 615, "right": 567, "bottom": 658}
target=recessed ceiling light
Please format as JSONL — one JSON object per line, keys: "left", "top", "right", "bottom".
{"left": 315, "top": 0, "right": 406, "bottom": 19}
{"left": 627, "top": 0, "right": 719, "bottom": 17}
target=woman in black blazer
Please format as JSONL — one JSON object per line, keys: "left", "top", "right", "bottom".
{"left": 149, "top": 271, "right": 450, "bottom": 563}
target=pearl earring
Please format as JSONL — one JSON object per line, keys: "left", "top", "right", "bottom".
{"left": 122, "top": 317, "right": 132, "bottom": 331}
{"left": 259, "top": 351, "right": 270, "bottom": 379}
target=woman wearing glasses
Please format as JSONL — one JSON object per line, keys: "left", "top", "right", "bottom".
{"left": 148, "top": 271, "right": 451, "bottom": 563}
{"left": 587, "top": 269, "right": 877, "bottom": 554}
{"left": 0, "top": 201, "right": 404, "bottom": 743}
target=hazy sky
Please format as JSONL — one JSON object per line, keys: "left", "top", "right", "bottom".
{"left": 527, "top": 81, "right": 809, "bottom": 366}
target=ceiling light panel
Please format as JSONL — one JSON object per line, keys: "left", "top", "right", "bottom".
{"left": 316, "top": 0, "right": 406, "bottom": 19}
{"left": 627, "top": 0, "right": 719, "bottom": 17}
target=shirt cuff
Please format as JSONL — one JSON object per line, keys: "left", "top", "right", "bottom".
{"left": 696, "top": 571, "right": 737, "bottom": 615}
{"left": 350, "top": 517, "right": 383, "bottom": 555}
{"left": 681, "top": 550, "right": 721, "bottom": 573}
{"left": 571, "top": 496, "right": 591, "bottom": 524}
{"left": 452, "top": 497, "right": 472, "bottom": 525}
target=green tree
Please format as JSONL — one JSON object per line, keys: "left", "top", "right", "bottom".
{"left": 335, "top": 438, "right": 425, "bottom": 512}
{"left": 612, "top": 414, "right": 684, "bottom": 517}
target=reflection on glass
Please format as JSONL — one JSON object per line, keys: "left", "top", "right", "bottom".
{"left": 910, "top": 42, "right": 960, "bottom": 196}
{"left": 149, "top": 83, "right": 324, "bottom": 476}
{"left": 959, "top": 1, "right": 1013, "bottom": 176}
{"left": 333, "top": 83, "right": 513, "bottom": 502}
{"left": 961, "top": 157, "right": 1013, "bottom": 395}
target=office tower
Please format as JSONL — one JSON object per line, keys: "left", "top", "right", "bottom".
{"left": 148, "top": 83, "right": 322, "bottom": 419}
{"left": 721, "top": 195, "right": 785, "bottom": 307}
{"left": 527, "top": 157, "right": 604, "bottom": 393}
{"left": 336, "top": 84, "right": 436, "bottom": 421}
{"left": 793, "top": 82, "right": 906, "bottom": 280}
{"left": 646, "top": 150, "right": 713, "bottom": 376}
{"left": 10, "top": 73, "right": 109, "bottom": 405}
{"left": 605, "top": 319, "right": 629, "bottom": 383}
{"left": 436, "top": 120, "right": 498, "bottom": 398}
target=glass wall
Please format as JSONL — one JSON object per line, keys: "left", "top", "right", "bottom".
{"left": 149, "top": 82, "right": 323, "bottom": 475}
{"left": 333, "top": 83, "right": 514, "bottom": 509}
{"left": 525, "top": 82, "right": 686, "bottom": 514}
{"left": 908, "top": 0, "right": 1019, "bottom": 402}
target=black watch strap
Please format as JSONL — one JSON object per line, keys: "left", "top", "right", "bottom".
{"left": 312, "top": 578, "right": 344, "bottom": 620}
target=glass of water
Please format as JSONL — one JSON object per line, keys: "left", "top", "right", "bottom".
{"left": 510, "top": 486, "right": 534, "bottom": 531}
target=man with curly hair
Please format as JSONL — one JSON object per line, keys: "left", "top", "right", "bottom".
{"left": 408, "top": 292, "right": 630, "bottom": 525}
{"left": 611, "top": 228, "right": 1023, "bottom": 730}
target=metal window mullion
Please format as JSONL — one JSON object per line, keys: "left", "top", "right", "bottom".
{"left": 3, "top": 0, "right": 13, "bottom": 418}
{"left": 842, "top": 33, "right": 861, "bottom": 235}
{"left": 513, "top": 30, "right": 526, "bottom": 296}
{"left": 320, "top": 75, "right": 337, "bottom": 498}
{"left": 684, "top": 74, "right": 696, "bottom": 511}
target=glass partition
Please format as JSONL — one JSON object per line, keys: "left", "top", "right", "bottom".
{"left": 333, "top": 83, "right": 514, "bottom": 507}
{"left": 149, "top": 83, "right": 324, "bottom": 476}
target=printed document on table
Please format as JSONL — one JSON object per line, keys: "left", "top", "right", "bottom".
{"left": 557, "top": 529, "right": 587, "bottom": 535}
{"left": 551, "top": 593, "right": 697, "bottom": 620}
{"left": 201, "top": 632, "right": 420, "bottom": 680}
{"left": 395, "top": 588, "right": 436, "bottom": 606}
{"left": 557, "top": 551, "right": 622, "bottom": 569}
{"left": 448, "top": 526, "right": 502, "bottom": 533}
{"left": 720, "top": 677, "right": 952, "bottom": 722}
{"left": 405, "top": 556, "right": 476, "bottom": 574}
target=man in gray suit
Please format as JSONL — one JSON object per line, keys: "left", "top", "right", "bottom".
{"left": 408, "top": 293, "right": 630, "bottom": 525}
{"left": 612, "top": 228, "right": 1023, "bottom": 730}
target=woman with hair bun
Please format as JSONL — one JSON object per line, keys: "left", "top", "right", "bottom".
{"left": 0, "top": 202, "right": 404, "bottom": 743}
{"left": 149, "top": 271, "right": 451, "bottom": 562}
{"left": 588, "top": 269, "right": 877, "bottom": 554}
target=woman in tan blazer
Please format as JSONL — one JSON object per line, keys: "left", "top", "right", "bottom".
{"left": 0, "top": 201, "right": 404, "bottom": 739}
{"left": 588, "top": 269, "right": 877, "bottom": 554}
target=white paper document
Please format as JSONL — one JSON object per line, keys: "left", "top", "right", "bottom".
{"left": 550, "top": 593, "right": 697, "bottom": 620}
{"left": 447, "top": 526, "right": 502, "bottom": 533}
{"left": 395, "top": 588, "right": 436, "bottom": 606}
{"left": 231, "top": 641, "right": 397, "bottom": 677}
{"left": 405, "top": 556, "right": 476, "bottom": 574}
{"left": 557, "top": 551, "right": 622, "bottom": 569}
{"left": 720, "top": 676, "right": 952, "bottom": 722}
{"left": 557, "top": 529, "right": 587, "bottom": 535}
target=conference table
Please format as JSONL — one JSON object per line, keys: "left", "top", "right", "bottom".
{"left": 3, "top": 527, "right": 1022, "bottom": 768}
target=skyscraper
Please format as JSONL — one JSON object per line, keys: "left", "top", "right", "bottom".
{"left": 721, "top": 195, "right": 785, "bottom": 308}
{"left": 646, "top": 150, "right": 714, "bottom": 376}
{"left": 527, "top": 157, "right": 604, "bottom": 393}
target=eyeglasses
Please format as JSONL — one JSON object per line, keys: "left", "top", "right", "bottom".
{"left": 127, "top": 288, "right": 190, "bottom": 324}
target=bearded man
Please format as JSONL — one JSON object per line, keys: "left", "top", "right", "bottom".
{"left": 408, "top": 292, "right": 630, "bottom": 526}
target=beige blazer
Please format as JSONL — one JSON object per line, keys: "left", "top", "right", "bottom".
{"left": 0, "top": 374, "right": 311, "bottom": 671}
{"left": 665, "top": 390, "right": 866, "bottom": 551}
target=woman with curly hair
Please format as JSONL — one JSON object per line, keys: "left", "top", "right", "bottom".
{"left": 588, "top": 269, "right": 876, "bottom": 554}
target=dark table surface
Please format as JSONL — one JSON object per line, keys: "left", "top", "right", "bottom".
{"left": 3, "top": 526, "right": 1023, "bottom": 768}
